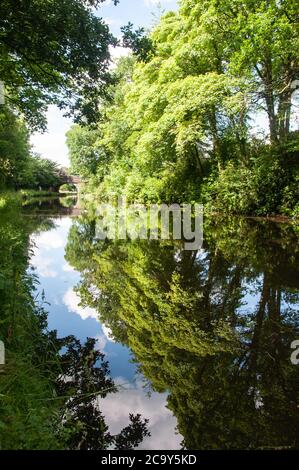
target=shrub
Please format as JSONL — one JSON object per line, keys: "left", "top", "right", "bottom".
{"left": 202, "top": 163, "right": 258, "bottom": 215}
{"left": 203, "top": 140, "right": 299, "bottom": 217}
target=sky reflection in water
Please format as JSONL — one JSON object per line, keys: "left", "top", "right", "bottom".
{"left": 29, "top": 216, "right": 181, "bottom": 450}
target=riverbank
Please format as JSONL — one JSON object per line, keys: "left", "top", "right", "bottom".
{"left": 20, "top": 189, "right": 77, "bottom": 198}
{"left": 0, "top": 190, "right": 77, "bottom": 210}
{"left": 80, "top": 190, "right": 299, "bottom": 228}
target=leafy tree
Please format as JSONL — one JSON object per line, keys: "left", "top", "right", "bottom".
{"left": 0, "top": 0, "right": 119, "bottom": 130}
{"left": 21, "top": 156, "right": 62, "bottom": 190}
{"left": 67, "top": 125, "right": 107, "bottom": 178}
{"left": 121, "top": 23, "right": 155, "bottom": 62}
{"left": 56, "top": 336, "right": 150, "bottom": 450}
{"left": 0, "top": 107, "right": 30, "bottom": 188}
{"left": 68, "top": 0, "right": 299, "bottom": 215}
{"left": 59, "top": 183, "right": 77, "bottom": 193}
{"left": 65, "top": 213, "right": 299, "bottom": 449}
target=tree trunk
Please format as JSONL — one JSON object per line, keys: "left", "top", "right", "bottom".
{"left": 262, "top": 52, "right": 279, "bottom": 145}
{"left": 209, "top": 109, "right": 223, "bottom": 170}
{"left": 265, "top": 92, "right": 278, "bottom": 145}
{"left": 194, "top": 145, "right": 204, "bottom": 176}
{"left": 278, "top": 90, "right": 292, "bottom": 139}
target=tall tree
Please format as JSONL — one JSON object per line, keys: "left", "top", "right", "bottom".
{"left": 65, "top": 213, "right": 299, "bottom": 449}
{"left": 0, "top": 0, "right": 119, "bottom": 130}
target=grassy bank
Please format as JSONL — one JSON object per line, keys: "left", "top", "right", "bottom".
{"left": 0, "top": 199, "right": 63, "bottom": 449}
{"left": 20, "top": 189, "right": 61, "bottom": 198}
{"left": 0, "top": 190, "right": 22, "bottom": 209}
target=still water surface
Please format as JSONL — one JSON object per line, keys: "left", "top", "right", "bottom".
{"left": 23, "top": 196, "right": 299, "bottom": 449}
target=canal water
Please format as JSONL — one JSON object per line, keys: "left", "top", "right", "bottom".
{"left": 19, "top": 196, "right": 299, "bottom": 449}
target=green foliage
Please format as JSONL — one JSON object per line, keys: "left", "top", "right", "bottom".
{"left": 0, "top": 107, "right": 30, "bottom": 189}
{"left": 56, "top": 336, "right": 150, "bottom": 450}
{"left": 20, "top": 190, "right": 60, "bottom": 199}
{"left": 203, "top": 135, "right": 299, "bottom": 216}
{"left": 67, "top": 0, "right": 299, "bottom": 216}
{"left": 59, "top": 183, "right": 77, "bottom": 193}
{"left": 67, "top": 125, "right": 107, "bottom": 178}
{"left": 0, "top": 0, "right": 118, "bottom": 130}
{"left": 0, "top": 199, "right": 61, "bottom": 448}
{"left": 64, "top": 212, "right": 299, "bottom": 449}
{"left": 0, "top": 190, "right": 21, "bottom": 210}
{"left": 202, "top": 164, "right": 258, "bottom": 215}
{"left": 0, "top": 106, "right": 64, "bottom": 191}
{"left": 121, "top": 23, "right": 155, "bottom": 62}
{"left": 21, "top": 156, "right": 62, "bottom": 190}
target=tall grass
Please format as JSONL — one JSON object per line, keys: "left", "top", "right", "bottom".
{"left": 0, "top": 199, "right": 63, "bottom": 449}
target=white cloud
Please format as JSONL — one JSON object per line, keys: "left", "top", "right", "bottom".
{"left": 62, "top": 263, "right": 76, "bottom": 273}
{"left": 58, "top": 218, "right": 73, "bottom": 229}
{"left": 63, "top": 287, "right": 114, "bottom": 342}
{"left": 144, "top": 0, "right": 174, "bottom": 6}
{"left": 30, "top": 231, "right": 64, "bottom": 278}
{"left": 63, "top": 288, "right": 99, "bottom": 320}
{"left": 102, "top": 324, "right": 115, "bottom": 343}
{"left": 109, "top": 45, "right": 131, "bottom": 67}
{"left": 30, "top": 253, "right": 58, "bottom": 278}
{"left": 99, "top": 381, "right": 182, "bottom": 450}
{"left": 62, "top": 289, "right": 117, "bottom": 346}
{"left": 95, "top": 334, "right": 107, "bottom": 352}
{"left": 31, "top": 231, "right": 64, "bottom": 251}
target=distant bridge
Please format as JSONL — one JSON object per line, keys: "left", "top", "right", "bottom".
{"left": 60, "top": 175, "right": 83, "bottom": 185}
{"left": 57, "top": 170, "right": 84, "bottom": 192}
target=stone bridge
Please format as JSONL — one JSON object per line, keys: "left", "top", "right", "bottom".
{"left": 58, "top": 171, "right": 83, "bottom": 192}
{"left": 64, "top": 175, "right": 82, "bottom": 185}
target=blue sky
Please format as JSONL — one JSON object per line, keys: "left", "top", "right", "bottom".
{"left": 98, "top": 0, "right": 178, "bottom": 35}
{"left": 31, "top": 0, "right": 179, "bottom": 167}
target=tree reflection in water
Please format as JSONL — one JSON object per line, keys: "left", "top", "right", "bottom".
{"left": 65, "top": 215, "right": 299, "bottom": 450}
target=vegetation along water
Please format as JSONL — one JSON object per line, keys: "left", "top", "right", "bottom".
{"left": 0, "top": 0, "right": 298, "bottom": 451}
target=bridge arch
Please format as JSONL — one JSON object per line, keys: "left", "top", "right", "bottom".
{"left": 58, "top": 174, "right": 83, "bottom": 193}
